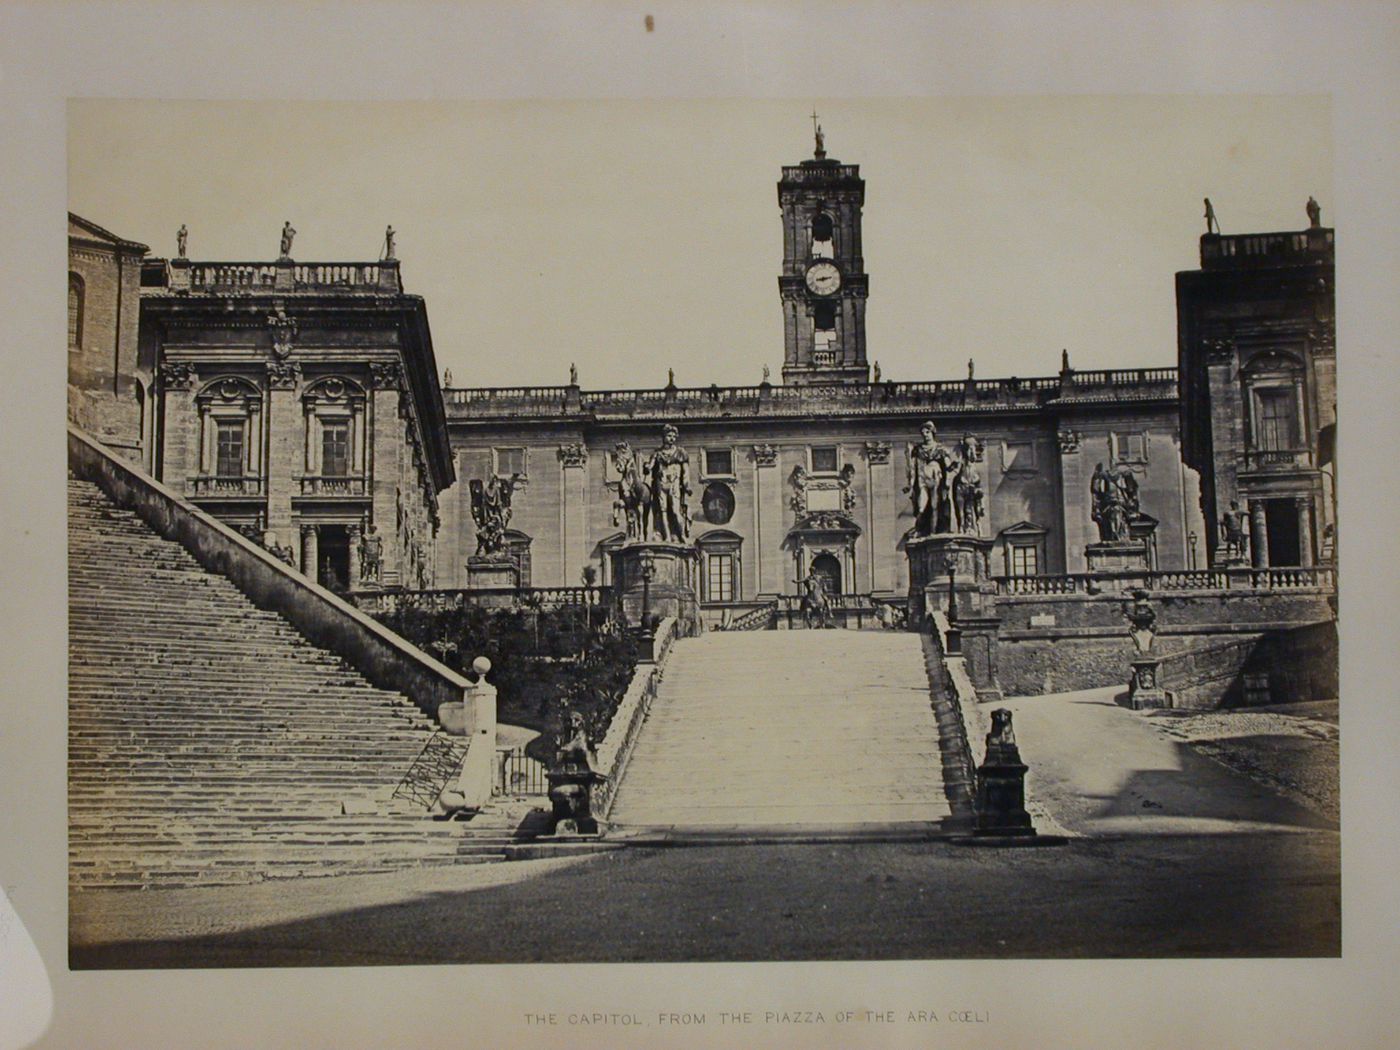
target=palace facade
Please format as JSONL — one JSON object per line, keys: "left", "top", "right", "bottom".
{"left": 68, "top": 136, "right": 1336, "bottom": 614}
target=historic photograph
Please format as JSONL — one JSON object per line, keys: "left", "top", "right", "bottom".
{"left": 65, "top": 97, "right": 1339, "bottom": 968}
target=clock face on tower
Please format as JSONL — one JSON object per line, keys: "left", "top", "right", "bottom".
{"left": 804, "top": 261, "right": 842, "bottom": 296}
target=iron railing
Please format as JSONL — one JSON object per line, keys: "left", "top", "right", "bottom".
{"left": 497, "top": 747, "right": 549, "bottom": 797}
{"left": 391, "top": 729, "right": 469, "bottom": 809}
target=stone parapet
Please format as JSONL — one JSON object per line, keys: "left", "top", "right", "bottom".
{"left": 443, "top": 368, "right": 1178, "bottom": 422}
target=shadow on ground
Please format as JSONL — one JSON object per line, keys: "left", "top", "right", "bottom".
{"left": 71, "top": 829, "right": 1339, "bottom": 968}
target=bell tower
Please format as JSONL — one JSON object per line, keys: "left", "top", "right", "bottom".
{"left": 778, "top": 119, "right": 869, "bottom": 385}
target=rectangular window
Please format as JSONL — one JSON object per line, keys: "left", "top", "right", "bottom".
{"left": 321, "top": 420, "right": 351, "bottom": 476}
{"left": 1114, "top": 431, "right": 1148, "bottom": 463}
{"left": 706, "top": 552, "right": 735, "bottom": 602}
{"left": 1010, "top": 544, "right": 1039, "bottom": 577}
{"left": 1002, "top": 441, "right": 1037, "bottom": 474}
{"left": 810, "top": 445, "right": 839, "bottom": 474}
{"left": 215, "top": 420, "right": 245, "bottom": 478}
{"left": 1255, "top": 389, "right": 1298, "bottom": 451}
{"left": 494, "top": 447, "right": 527, "bottom": 477}
{"left": 704, "top": 448, "right": 734, "bottom": 476}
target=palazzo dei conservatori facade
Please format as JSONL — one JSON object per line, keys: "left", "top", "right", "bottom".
{"left": 69, "top": 133, "right": 1335, "bottom": 616}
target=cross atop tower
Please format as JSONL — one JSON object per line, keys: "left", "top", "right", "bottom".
{"left": 811, "top": 110, "right": 825, "bottom": 159}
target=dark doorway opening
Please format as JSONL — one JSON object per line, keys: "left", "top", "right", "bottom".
{"left": 317, "top": 525, "right": 351, "bottom": 592}
{"left": 810, "top": 552, "right": 843, "bottom": 598}
{"left": 1263, "top": 499, "right": 1301, "bottom": 567}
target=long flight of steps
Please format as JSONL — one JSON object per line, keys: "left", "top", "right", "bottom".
{"left": 606, "top": 630, "right": 964, "bottom": 836}
{"left": 68, "top": 475, "right": 512, "bottom": 889}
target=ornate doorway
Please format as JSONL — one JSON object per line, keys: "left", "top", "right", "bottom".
{"left": 810, "top": 552, "right": 842, "bottom": 599}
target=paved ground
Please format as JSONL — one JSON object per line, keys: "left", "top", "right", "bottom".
{"left": 69, "top": 687, "right": 1340, "bottom": 966}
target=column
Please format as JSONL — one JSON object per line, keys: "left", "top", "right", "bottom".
{"left": 1296, "top": 496, "right": 1315, "bottom": 568}
{"left": 754, "top": 445, "right": 784, "bottom": 594}
{"left": 198, "top": 403, "right": 213, "bottom": 474}
{"left": 1249, "top": 499, "right": 1269, "bottom": 568}
{"left": 347, "top": 523, "right": 363, "bottom": 588}
{"left": 300, "top": 523, "right": 319, "bottom": 579}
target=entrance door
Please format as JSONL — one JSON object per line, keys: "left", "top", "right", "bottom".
{"left": 810, "top": 553, "right": 843, "bottom": 599}
{"left": 1263, "top": 499, "right": 1301, "bottom": 567}
{"left": 317, "top": 525, "right": 351, "bottom": 592}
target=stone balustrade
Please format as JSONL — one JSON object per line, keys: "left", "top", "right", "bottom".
{"left": 443, "top": 367, "right": 1178, "bottom": 421}
{"left": 995, "top": 565, "right": 1336, "bottom": 597}
{"left": 169, "top": 259, "right": 402, "bottom": 294}
{"left": 1200, "top": 228, "right": 1333, "bottom": 269}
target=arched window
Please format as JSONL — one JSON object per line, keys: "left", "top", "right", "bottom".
{"left": 68, "top": 273, "right": 84, "bottom": 350}
{"left": 301, "top": 376, "right": 368, "bottom": 494}
{"left": 193, "top": 376, "right": 264, "bottom": 495}
{"left": 811, "top": 209, "right": 834, "bottom": 259}
{"left": 1241, "top": 350, "right": 1307, "bottom": 462}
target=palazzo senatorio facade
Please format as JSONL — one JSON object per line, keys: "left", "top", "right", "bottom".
{"left": 435, "top": 139, "right": 1212, "bottom": 608}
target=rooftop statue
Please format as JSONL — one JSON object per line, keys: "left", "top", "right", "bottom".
{"left": 1306, "top": 196, "right": 1321, "bottom": 229}
{"left": 279, "top": 220, "right": 296, "bottom": 258}
{"left": 176, "top": 224, "right": 188, "bottom": 259}
{"left": 1204, "top": 197, "right": 1219, "bottom": 235}
{"left": 384, "top": 225, "right": 396, "bottom": 260}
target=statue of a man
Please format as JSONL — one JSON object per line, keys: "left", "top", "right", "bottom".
{"left": 384, "top": 225, "right": 396, "bottom": 260}
{"left": 1090, "top": 461, "right": 1122, "bottom": 541}
{"left": 279, "top": 220, "right": 296, "bottom": 257}
{"left": 570, "top": 362, "right": 578, "bottom": 385}
{"left": 905, "top": 421, "right": 955, "bottom": 535}
{"left": 176, "top": 224, "right": 188, "bottom": 259}
{"left": 1204, "top": 198, "right": 1219, "bottom": 235}
{"left": 358, "top": 525, "right": 383, "bottom": 582}
{"left": 1220, "top": 499, "right": 1249, "bottom": 556}
{"left": 644, "top": 424, "right": 691, "bottom": 543}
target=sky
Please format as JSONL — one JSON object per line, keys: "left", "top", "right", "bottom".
{"left": 68, "top": 97, "right": 1331, "bottom": 390}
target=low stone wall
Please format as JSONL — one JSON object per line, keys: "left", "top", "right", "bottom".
{"left": 69, "top": 425, "right": 473, "bottom": 729}
{"left": 593, "top": 616, "right": 678, "bottom": 820}
{"left": 996, "top": 587, "right": 1335, "bottom": 697}
{"left": 1157, "top": 619, "right": 1338, "bottom": 709}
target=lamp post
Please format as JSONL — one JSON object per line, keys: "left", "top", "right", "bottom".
{"left": 1188, "top": 531, "right": 1198, "bottom": 570}
{"left": 639, "top": 550, "right": 655, "bottom": 633}
{"left": 943, "top": 554, "right": 962, "bottom": 656}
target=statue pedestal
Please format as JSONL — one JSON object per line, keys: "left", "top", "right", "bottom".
{"left": 907, "top": 533, "right": 1002, "bottom": 702}
{"left": 465, "top": 557, "right": 519, "bottom": 608}
{"left": 1085, "top": 541, "right": 1149, "bottom": 574}
{"left": 610, "top": 542, "right": 700, "bottom": 636}
{"left": 1126, "top": 656, "right": 1171, "bottom": 710}
{"left": 906, "top": 533, "right": 996, "bottom": 623}
{"left": 975, "top": 716, "right": 1036, "bottom": 838}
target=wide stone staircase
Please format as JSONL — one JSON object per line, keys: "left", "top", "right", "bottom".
{"left": 606, "top": 630, "right": 964, "bottom": 835}
{"left": 68, "top": 476, "right": 512, "bottom": 889}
